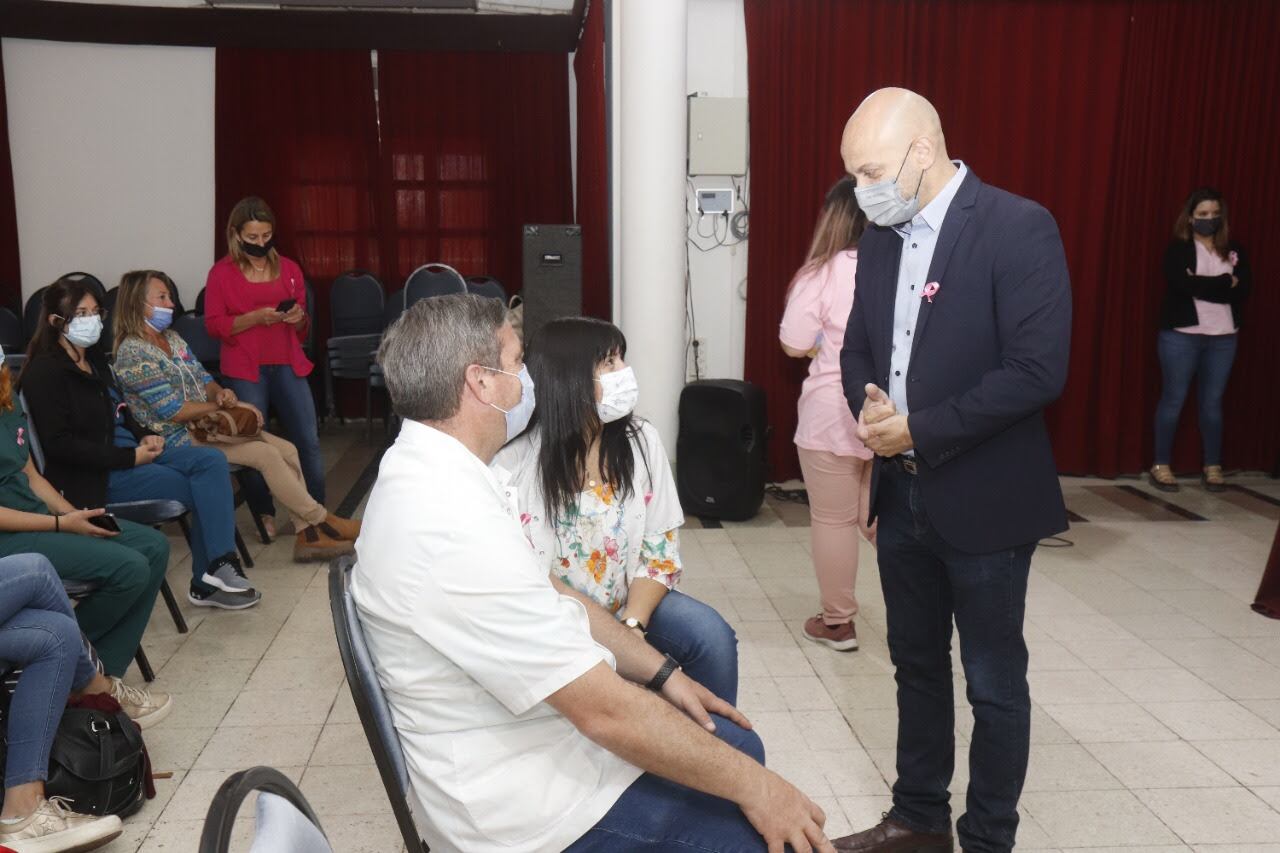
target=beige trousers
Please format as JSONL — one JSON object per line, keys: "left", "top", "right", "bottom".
{"left": 796, "top": 447, "right": 877, "bottom": 624}
{"left": 195, "top": 431, "right": 327, "bottom": 529}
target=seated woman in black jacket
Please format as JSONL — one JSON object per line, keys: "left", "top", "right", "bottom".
{"left": 1150, "top": 187, "right": 1252, "bottom": 493}
{"left": 20, "top": 276, "right": 261, "bottom": 611}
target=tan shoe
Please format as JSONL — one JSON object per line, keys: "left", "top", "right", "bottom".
{"left": 109, "top": 676, "right": 173, "bottom": 730}
{"left": 1148, "top": 464, "right": 1179, "bottom": 492}
{"left": 294, "top": 523, "right": 356, "bottom": 563}
{"left": 1202, "top": 465, "right": 1227, "bottom": 493}
{"left": 0, "top": 797, "right": 122, "bottom": 853}
{"left": 323, "top": 514, "right": 362, "bottom": 541}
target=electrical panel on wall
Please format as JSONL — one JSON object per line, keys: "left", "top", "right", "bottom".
{"left": 688, "top": 96, "right": 747, "bottom": 176}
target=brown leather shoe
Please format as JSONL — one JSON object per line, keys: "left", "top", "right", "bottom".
{"left": 293, "top": 523, "right": 356, "bottom": 563}
{"left": 324, "top": 513, "right": 362, "bottom": 541}
{"left": 833, "top": 814, "right": 953, "bottom": 853}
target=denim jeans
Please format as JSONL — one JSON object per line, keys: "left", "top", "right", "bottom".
{"left": 563, "top": 715, "right": 769, "bottom": 852}
{"left": 0, "top": 554, "right": 98, "bottom": 788}
{"left": 227, "top": 365, "right": 325, "bottom": 505}
{"left": 646, "top": 591, "right": 739, "bottom": 705}
{"left": 876, "top": 464, "right": 1034, "bottom": 853}
{"left": 1154, "top": 329, "right": 1238, "bottom": 466}
{"left": 108, "top": 445, "right": 238, "bottom": 594}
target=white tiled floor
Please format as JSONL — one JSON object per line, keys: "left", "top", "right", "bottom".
{"left": 106, "top": 470, "right": 1280, "bottom": 851}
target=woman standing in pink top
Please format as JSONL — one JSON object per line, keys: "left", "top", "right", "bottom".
{"left": 205, "top": 197, "right": 325, "bottom": 533}
{"left": 779, "top": 177, "right": 875, "bottom": 652}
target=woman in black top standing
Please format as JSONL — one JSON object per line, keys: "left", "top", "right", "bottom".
{"left": 1150, "top": 187, "right": 1251, "bottom": 493}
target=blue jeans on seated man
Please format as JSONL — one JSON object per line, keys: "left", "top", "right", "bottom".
{"left": 0, "top": 554, "right": 99, "bottom": 788}
{"left": 108, "top": 445, "right": 239, "bottom": 594}
{"left": 645, "top": 590, "right": 739, "bottom": 705}
{"left": 564, "top": 714, "right": 769, "bottom": 852}
{"left": 875, "top": 463, "right": 1034, "bottom": 853}
{"left": 227, "top": 365, "right": 326, "bottom": 505}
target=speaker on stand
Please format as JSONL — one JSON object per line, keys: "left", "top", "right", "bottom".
{"left": 676, "top": 379, "right": 768, "bottom": 521}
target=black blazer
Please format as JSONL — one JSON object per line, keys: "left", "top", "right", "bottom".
{"left": 840, "top": 170, "right": 1072, "bottom": 554}
{"left": 19, "top": 348, "right": 155, "bottom": 509}
{"left": 1159, "top": 239, "right": 1251, "bottom": 330}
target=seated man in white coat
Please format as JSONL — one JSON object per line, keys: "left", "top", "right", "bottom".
{"left": 353, "top": 294, "right": 834, "bottom": 853}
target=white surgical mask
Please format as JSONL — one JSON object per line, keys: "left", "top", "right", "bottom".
{"left": 64, "top": 315, "right": 103, "bottom": 349}
{"left": 484, "top": 364, "right": 536, "bottom": 441}
{"left": 595, "top": 366, "right": 639, "bottom": 424}
{"left": 854, "top": 145, "right": 927, "bottom": 227}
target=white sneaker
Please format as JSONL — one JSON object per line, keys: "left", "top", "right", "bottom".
{"left": 108, "top": 676, "right": 173, "bottom": 730}
{"left": 0, "top": 796, "right": 122, "bottom": 853}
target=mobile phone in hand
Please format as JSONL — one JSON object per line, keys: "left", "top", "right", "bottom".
{"left": 276, "top": 298, "right": 298, "bottom": 313}
{"left": 90, "top": 513, "right": 121, "bottom": 533}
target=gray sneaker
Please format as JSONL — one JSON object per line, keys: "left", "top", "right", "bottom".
{"left": 188, "top": 585, "right": 262, "bottom": 610}
{"left": 201, "top": 561, "right": 252, "bottom": 593}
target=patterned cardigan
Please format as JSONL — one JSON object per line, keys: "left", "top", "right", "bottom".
{"left": 114, "top": 332, "right": 215, "bottom": 449}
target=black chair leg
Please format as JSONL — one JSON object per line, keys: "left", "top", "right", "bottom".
{"left": 366, "top": 382, "right": 374, "bottom": 443}
{"left": 234, "top": 528, "right": 255, "bottom": 569}
{"left": 159, "top": 579, "right": 188, "bottom": 634}
{"left": 135, "top": 646, "right": 155, "bottom": 682}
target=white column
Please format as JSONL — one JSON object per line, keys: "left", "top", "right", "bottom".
{"left": 618, "top": 0, "right": 689, "bottom": 453}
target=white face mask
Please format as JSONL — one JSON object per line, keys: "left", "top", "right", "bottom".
{"left": 484, "top": 364, "right": 536, "bottom": 441}
{"left": 595, "top": 366, "right": 639, "bottom": 424}
{"left": 854, "top": 144, "right": 927, "bottom": 227}
{"left": 64, "top": 315, "right": 103, "bottom": 349}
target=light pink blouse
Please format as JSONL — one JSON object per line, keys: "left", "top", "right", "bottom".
{"left": 1176, "top": 241, "right": 1237, "bottom": 335}
{"left": 779, "top": 250, "right": 872, "bottom": 460}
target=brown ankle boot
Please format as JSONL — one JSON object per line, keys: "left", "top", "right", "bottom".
{"left": 293, "top": 523, "right": 356, "bottom": 563}
{"left": 323, "top": 514, "right": 362, "bottom": 541}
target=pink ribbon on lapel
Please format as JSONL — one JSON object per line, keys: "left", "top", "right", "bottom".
{"left": 922, "top": 281, "right": 940, "bottom": 304}
{"left": 16, "top": 426, "right": 24, "bottom": 446}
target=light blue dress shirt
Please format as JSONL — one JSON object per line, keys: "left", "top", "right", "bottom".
{"left": 888, "top": 161, "right": 968, "bottom": 422}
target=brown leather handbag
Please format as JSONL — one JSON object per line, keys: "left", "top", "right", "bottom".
{"left": 187, "top": 405, "right": 262, "bottom": 443}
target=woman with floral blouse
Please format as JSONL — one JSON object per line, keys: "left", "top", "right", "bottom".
{"left": 493, "top": 317, "right": 738, "bottom": 704}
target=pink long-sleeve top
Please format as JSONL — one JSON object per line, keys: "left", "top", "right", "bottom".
{"left": 203, "top": 255, "right": 313, "bottom": 383}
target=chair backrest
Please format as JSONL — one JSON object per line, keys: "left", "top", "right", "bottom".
{"left": 331, "top": 271, "right": 385, "bottom": 337}
{"left": 0, "top": 307, "right": 23, "bottom": 351}
{"left": 199, "top": 766, "right": 330, "bottom": 853}
{"left": 195, "top": 286, "right": 207, "bottom": 316}
{"left": 465, "top": 275, "right": 506, "bottom": 301}
{"left": 17, "top": 390, "right": 46, "bottom": 473}
{"left": 163, "top": 278, "right": 186, "bottom": 317}
{"left": 174, "top": 314, "right": 221, "bottom": 371}
{"left": 22, "top": 287, "right": 47, "bottom": 343}
{"left": 404, "top": 264, "right": 466, "bottom": 309}
{"left": 61, "top": 272, "right": 107, "bottom": 306}
{"left": 328, "top": 557, "right": 429, "bottom": 853}
{"left": 384, "top": 288, "right": 407, "bottom": 329}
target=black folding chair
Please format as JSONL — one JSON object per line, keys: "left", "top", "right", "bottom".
{"left": 331, "top": 270, "right": 385, "bottom": 337}
{"left": 0, "top": 307, "right": 23, "bottom": 353}
{"left": 329, "top": 557, "right": 430, "bottom": 853}
{"left": 62, "top": 576, "right": 156, "bottom": 682}
{"left": 404, "top": 263, "right": 466, "bottom": 309}
{"left": 465, "top": 275, "right": 506, "bottom": 301}
{"left": 199, "top": 766, "right": 331, "bottom": 853}
{"left": 22, "top": 287, "right": 47, "bottom": 344}
{"left": 194, "top": 286, "right": 207, "bottom": 316}
{"left": 60, "top": 272, "right": 107, "bottom": 307}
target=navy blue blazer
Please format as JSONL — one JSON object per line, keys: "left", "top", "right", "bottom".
{"left": 840, "top": 170, "right": 1072, "bottom": 554}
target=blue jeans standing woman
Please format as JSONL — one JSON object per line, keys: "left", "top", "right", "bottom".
{"left": 1153, "top": 330, "right": 1238, "bottom": 490}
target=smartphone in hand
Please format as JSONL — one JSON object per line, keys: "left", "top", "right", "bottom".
{"left": 89, "top": 513, "right": 121, "bottom": 533}
{"left": 276, "top": 298, "right": 298, "bottom": 313}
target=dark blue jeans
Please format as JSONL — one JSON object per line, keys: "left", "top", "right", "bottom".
{"left": 564, "top": 715, "right": 768, "bottom": 852}
{"left": 108, "top": 445, "right": 239, "bottom": 593}
{"left": 0, "top": 554, "right": 98, "bottom": 788}
{"left": 227, "top": 365, "right": 325, "bottom": 506}
{"left": 646, "top": 591, "right": 739, "bottom": 706}
{"left": 876, "top": 463, "right": 1034, "bottom": 853}
{"left": 1154, "top": 329, "right": 1238, "bottom": 466}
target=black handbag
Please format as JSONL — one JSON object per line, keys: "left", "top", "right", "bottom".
{"left": 44, "top": 705, "right": 147, "bottom": 818}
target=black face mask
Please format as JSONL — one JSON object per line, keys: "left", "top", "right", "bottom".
{"left": 241, "top": 238, "right": 275, "bottom": 258}
{"left": 1191, "top": 217, "right": 1222, "bottom": 237}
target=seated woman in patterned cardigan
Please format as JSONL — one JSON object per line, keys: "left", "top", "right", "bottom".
{"left": 111, "top": 270, "right": 359, "bottom": 563}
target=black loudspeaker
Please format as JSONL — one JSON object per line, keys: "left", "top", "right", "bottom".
{"left": 522, "top": 224, "right": 582, "bottom": 343}
{"left": 677, "top": 379, "right": 767, "bottom": 521}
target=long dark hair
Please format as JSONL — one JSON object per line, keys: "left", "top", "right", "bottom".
{"left": 21, "top": 277, "right": 109, "bottom": 385}
{"left": 524, "top": 317, "right": 647, "bottom": 527}
{"left": 1173, "top": 186, "right": 1231, "bottom": 260}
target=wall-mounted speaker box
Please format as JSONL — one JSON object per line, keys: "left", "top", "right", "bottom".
{"left": 677, "top": 379, "right": 767, "bottom": 521}
{"left": 521, "top": 224, "right": 582, "bottom": 342}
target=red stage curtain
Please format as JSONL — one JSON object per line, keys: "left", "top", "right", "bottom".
{"left": 375, "top": 51, "right": 573, "bottom": 292}
{"left": 574, "top": 0, "right": 610, "bottom": 319}
{"left": 744, "top": 0, "right": 1280, "bottom": 481}
{"left": 0, "top": 41, "right": 22, "bottom": 311}
{"left": 215, "top": 48, "right": 382, "bottom": 344}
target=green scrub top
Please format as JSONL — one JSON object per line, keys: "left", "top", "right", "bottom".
{"left": 0, "top": 401, "right": 50, "bottom": 515}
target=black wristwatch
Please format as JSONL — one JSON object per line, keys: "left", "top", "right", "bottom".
{"left": 645, "top": 654, "right": 681, "bottom": 692}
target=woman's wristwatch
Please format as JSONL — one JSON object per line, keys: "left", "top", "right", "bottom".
{"left": 645, "top": 654, "right": 681, "bottom": 692}
{"left": 623, "top": 616, "right": 647, "bottom": 635}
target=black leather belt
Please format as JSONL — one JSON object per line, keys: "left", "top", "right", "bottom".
{"left": 889, "top": 455, "right": 919, "bottom": 475}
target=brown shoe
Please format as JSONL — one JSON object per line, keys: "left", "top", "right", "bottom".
{"left": 834, "top": 815, "right": 953, "bottom": 853}
{"left": 1148, "top": 464, "right": 1180, "bottom": 492}
{"left": 293, "top": 522, "right": 356, "bottom": 562}
{"left": 1202, "top": 465, "right": 1227, "bottom": 493}
{"left": 803, "top": 615, "right": 858, "bottom": 651}
{"left": 324, "top": 513, "right": 362, "bottom": 541}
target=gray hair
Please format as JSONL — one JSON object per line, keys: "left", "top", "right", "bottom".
{"left": 377, "top": 294, "right": 508, "bottom": 422}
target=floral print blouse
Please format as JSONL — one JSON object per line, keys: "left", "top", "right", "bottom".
{"left": 493, "top": 420, "right": 685, "bottom": 615}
